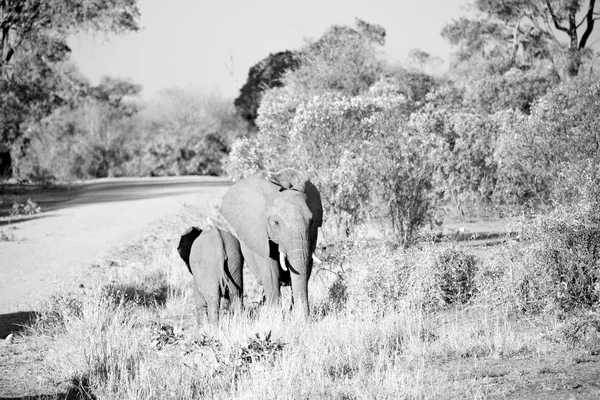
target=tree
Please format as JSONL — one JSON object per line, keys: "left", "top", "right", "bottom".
{"left": 407, "top": 48, "right": 443, "bottom": 74}
{"left": 443, "top": 0, "right": 599, "bottom": 79}
{"left": 234, "top": 50, "right": 300, "bottom": 128}
{"left": 0, "top": 0, "right": 140, "bottom": 179}
{"left": 286, "top": 18, "right": 386, "bottom": 98}
{"left": 0, "top": 0, "right": 139, "bottom": 75}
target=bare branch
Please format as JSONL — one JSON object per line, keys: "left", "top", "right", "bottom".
{"left": 545, "top": 0, "right": 570, "bottom": 33}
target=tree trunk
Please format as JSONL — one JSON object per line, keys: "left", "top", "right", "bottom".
{"left": 0, "top": 149, "right": 12, "bottom": 179}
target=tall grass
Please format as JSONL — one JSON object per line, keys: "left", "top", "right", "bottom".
{"left": 19, "top": 194, "right": 600, "bottom": 399}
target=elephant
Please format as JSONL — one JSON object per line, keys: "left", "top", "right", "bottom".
{"left": 177, "top": 226, "right": 244, "bottom": 323}
{"left": 220, "top": 175, "right": 323, "bottom": 318}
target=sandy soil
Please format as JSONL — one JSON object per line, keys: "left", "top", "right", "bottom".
{"left": 0, "top": 176, "right": 230, "bottom": 337}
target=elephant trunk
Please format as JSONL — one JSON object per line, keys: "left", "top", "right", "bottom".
{"left": 287, "top": 239, "right": 311, "bottom": 319}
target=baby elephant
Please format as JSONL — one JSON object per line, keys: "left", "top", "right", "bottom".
{"left": 177, "top": 227, "right": 244, "bottom": 323}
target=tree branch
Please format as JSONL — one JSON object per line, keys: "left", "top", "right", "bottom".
{"left": 545, "top": 0, "right": 570, "bottom": 33}
{"left": 580, "top": 0, "right": 597, "bottom": 49}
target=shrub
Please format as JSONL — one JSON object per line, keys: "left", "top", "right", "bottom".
{"left": 344, "top": 239, "right": 478, "bottom": 314}
{"left": 344, "top": 239, "right": 411, "bottom": 315}
{"left": 476, "top": 166, "right": 600, "bottom": 313}
{"left": 434, "top": 247, "right": 478, "bottom": 305}
{"left": 494, "top": 78, "right": 600, "bottom": 206}
{"left": 10, "top": 198, "right": 41, "bottom": 216}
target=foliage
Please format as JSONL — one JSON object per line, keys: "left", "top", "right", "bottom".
{"left": 16, "top": 87, "right": 244, "bottom": 180}
{"left": 344, "top": 239, "right": 478, "bottom": 314}
{"left": 129, "top": 89, "right": 245, "bottom": 178}
{"left": 228, "top": 77, "right": 441, "bottom": 244}
{"left": 10, "top": 197, "right": 41, "bottom": 216}
{"left": 434, "top": 247, "right": 478, "bottom": 305}
{"left": 234, "top": 50, "right": 301, "bottom": 128}
{"left": 0, "top": 0, "right": 140, "bottom": 179}
{"left": 440, "top": 0, "right": 598, "bottom": 116}
{"left": 284, "top": 18, "right": 387, "bottom": 97}
{"left": 0, "top": 0, "right": 139, "bottom": 73}
{"left": 443, "top": 0, "right": 599, "bottom": 79}
{"left": 494, "top": 78, "right": 600, "bottom": 205}
{"left": 476, "top": 162, "right": 600, "bottom": 313}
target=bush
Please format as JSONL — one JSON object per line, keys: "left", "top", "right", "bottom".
{"left": 476, "top": 166, "right": 600, "bottom": 313}
{"left": 10, "top": 198, "right": 41, "bottom": 216}
{"left": 344, "top": 239, "right": 478, "bottom": 314}
{"left": 494, "top": 78, "right": 600, "bottom": 206}
{"left": 434, "top": 247, "right": 478, "bottom": 305}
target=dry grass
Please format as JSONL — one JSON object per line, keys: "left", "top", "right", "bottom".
{"left": 8, "top": 202, "right": 600, "bottom": 399}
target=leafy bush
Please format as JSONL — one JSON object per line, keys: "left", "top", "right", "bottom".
{"left": 476, "top": 165, "right": 600, "bottom": 313}
{"left": 494, "top": 78, "right": 600, "bottom": 206}
{"left": 434, "top": 247, "right": 478, "bottom": 305}
{"left": 344, "top": 239, "right": 411, "bottom": 315}
{"left": 344, "top": 240, "right": 478, "bottom": 314}
{"left": 10, "top": 198, "right": 41, "bottom": 216}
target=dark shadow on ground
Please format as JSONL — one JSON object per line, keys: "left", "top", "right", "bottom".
{"left": 0, "top": 214, "right": 56, "bottom": 227}
{"left": 0, "top": 311, "right": 37, "bottom": 339}
{"left": 0, "top": 378, "right": 97, "bottom": 399}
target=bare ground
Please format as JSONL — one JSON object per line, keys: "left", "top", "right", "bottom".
{"left": 0, "top": 176, "right": 230, "bottom": 337}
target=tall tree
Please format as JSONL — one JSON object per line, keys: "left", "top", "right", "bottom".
{"left": 234, "top": 50, "right": 300, "bottom": 129}
{"left": 443, "top": 0, "right": 600, "bottom": 78}
{"left": 0, "top": 0, "right": 140, "bottom": 179}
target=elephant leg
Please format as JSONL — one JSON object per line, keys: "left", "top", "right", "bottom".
{"left": 193, "top": 286, "right": 208, "bottom": 324}
{"left": 196, "top": 276, "right": 220, "bottom": 324}
{"left": 240, "top": 242, "right": 281, "bottom": 306}
{"left": 226, "top": 280, "right": 243, "bottom": 316}
{"left": 256, "top": 254, "right": 282, "bottom": 307}
{"left": 207, "top": 295, "right": 221, "bottom": 324}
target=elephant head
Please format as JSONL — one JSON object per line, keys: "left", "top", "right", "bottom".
{"left": 220, "top": 175, "right": 322, "bottom": 318}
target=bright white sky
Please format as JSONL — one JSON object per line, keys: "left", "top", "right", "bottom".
{"left": 69, "top": 0, "right": 600, "bottom": 100}
{"left": 68, "top": 0, "right": 471, "bottom": 99}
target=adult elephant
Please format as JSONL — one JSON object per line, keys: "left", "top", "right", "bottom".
{"left": 220, "top": 175, "right": 322, "bottom": 318}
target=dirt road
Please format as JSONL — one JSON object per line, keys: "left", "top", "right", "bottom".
{"left": 0, "top": 176, "right": 230, "bottom": 335}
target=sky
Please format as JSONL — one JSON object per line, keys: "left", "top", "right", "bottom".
{"left": 68, "top": 0, "right": 472, "bottom": 99}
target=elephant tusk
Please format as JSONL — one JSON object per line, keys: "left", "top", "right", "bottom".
{"left": 312, "top": 253, "right": 322, "bottom": 264}
{"left": 279, "top": 252, "right": 288, "bottom": 271}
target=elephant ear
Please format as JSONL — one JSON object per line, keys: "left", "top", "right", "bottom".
{"left": 177, "top": 226, "right": 202, "bottom": 274}
{"left": 293, "top": 179, "right": 323, "bottom": 253}
{"left": 293, "top": 179, "right": 323, "bottom": 228}
{"left": 221, "top": 175, "right": 281, "bottom": 259}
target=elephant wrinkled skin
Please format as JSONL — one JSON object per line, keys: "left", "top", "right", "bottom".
{"left": 177, "top": 227, "right": 244, "bottom": 323}
{"left": 220, "top": 175, "right": 323, "bottom": 318}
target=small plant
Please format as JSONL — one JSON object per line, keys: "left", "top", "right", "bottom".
{"left": 233, "top": 331, "right": 286, "bottom": 370}
{"left": 29, "top": 295, "right": 83, "bottom": 335}
{"left": 10, "top": 198, "right": 41, "bottom": 217}
{"left": 435, "top": 247, "right": 478, "bottom": 305}
{"left": 150, "top": 324, "right": 183, "bottom": 350}
{"left": 0, "top": 229, "right": 16, "bottom": 242}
